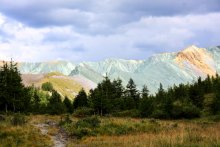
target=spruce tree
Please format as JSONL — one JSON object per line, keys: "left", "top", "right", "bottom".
{"left": 0, "top": 60, "right": 27, "bottom": 112}
{"left": 63, "top": 96, "right": 73, "bottom": 113}
{"left": 125, "top": 78, "right": 140, "bottom": 109}
{"left": 142, "top": 85, "right": 149, "bottom": 98}
{"left": 48, "top": 90, "right": 66, "bottom": 114}
{"left": 32, "top": 89, "right": 40, "bottom": 112}
{"left": 73, "top": 89, "right": 88, "bottom": 109}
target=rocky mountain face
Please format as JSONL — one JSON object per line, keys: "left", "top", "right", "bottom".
{"left": 18, "top": 61, "right": 75, "bottom": 75}
{"left": 16, "top": 45, "right": 220, "bottom": 94}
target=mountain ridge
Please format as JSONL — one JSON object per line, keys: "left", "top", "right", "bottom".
{"left": 1, "top": 45, "right": 220, "bottom": 95}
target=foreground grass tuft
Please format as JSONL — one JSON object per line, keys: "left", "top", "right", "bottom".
{"left": 0, "top": 115, "right": 53, "bottom": 147}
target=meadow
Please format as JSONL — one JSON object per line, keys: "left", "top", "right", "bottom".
{"left": 0, "top": 114, "right": 220, "bottom": 147}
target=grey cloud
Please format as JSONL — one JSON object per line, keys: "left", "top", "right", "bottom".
{"left": 0, "top": 1, "right": 220, "bottom": 62}
{"left": 0, "top": 0, "right": 219, "bottom": 35}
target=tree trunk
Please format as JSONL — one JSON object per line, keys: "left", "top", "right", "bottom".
{"left": 5, "top": 104, "right": 7, "bottom": 114}
{"left": 101, "top": 109, "right": 103, "bottom": 117}
{"left": 13, "top": 102, "right": 15, "bottom": 112}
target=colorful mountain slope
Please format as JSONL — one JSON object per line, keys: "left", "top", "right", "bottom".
{"left": 13, "top": 45, "right": 220, "bottom": 94}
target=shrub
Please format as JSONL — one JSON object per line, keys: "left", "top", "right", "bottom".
{"left": 41, "top": 82, "right": 53, "bottom": 91}
{"left": 171, "top": 101, "right": 200, "bottom": 119}
{"left": 11, "top": 113, "right": 26, "bottom": 126}
{"left": 151, "top": 109, "right": 170, "bottom": 119}
{"left": 73, "top": 107, "right": 94, "bottom": 117}
{"left": 72, "top": 128, "right": 92, "bottom": 139}
{"left": 207, "top": 115, "right": 220, "bottom": 122}
{"left": 112, "top": 109, "right": 140, "bottom": 117}
{"left": 182, "top": 104, "right": 200, "bottom": 118}
{"left": 76, "top": 116, "right": 101, "bottom": 128}
{"left": 62, "top": 116, "right": 100, "bottom": 139}
{"left": 98, "top": 122, "right": 133, "bottom": 135}
{"left": 59, "top": 114, "right": 72, "bottom": 126}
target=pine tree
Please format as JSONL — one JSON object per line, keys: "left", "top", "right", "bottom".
{"left": 156, "top": 83, "right": 165, "bottom": 101}
{"left": 142, "top": 85, "right": 149, "bottom": 98}
{"left": 188, "top": 84, "right": 204, "bottom": 109}
{"left": 139, "top": 95, "right": 154, "bottom": 117}
{"left": 112, "top": 78, "right": 124, "bottom": 98}
{"left": 32, "top": 89, "right": 40, "bottom": 112}
{"left": 111, "top": 78, "right": 124, "bottom": 111}
{"left": 204, "top": 75, "right": 212, "bottom": 93}
{"left": 73, "top": 89, "right": 88, "bottom": 109}
{"left": 47, "top": 90, "right": 66, "bottom": 114}
{"left": 0, "top": 60, "right": 27, "bottom": 112}
{"left": 153, "top": 83, "right": 171, "bottom": 118}
{"left": 125, "top": 78, "right": 140, "bottom": 109}
{"left": 63, "top": 96, "right": 73, "bottom": 113}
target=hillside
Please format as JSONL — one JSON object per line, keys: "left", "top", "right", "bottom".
{"left": 21, "top": 72, "right": 92, "bottom": 99}
{"left": 14, "top": 45, "right": 220, "bottom": 94}
{"left": 69, "top": 45, "right": 220, "bottom": 93}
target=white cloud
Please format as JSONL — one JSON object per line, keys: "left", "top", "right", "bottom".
{"left": 0, "top": 12, "right": 220, "bottom": 62}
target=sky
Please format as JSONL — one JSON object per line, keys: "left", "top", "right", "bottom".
{"left": 0, "top": 0, "right": 220, "bottom": 62}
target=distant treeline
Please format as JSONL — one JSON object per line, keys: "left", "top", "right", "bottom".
{"left": 0, "top": 61, "right": 220, "bottom": 119}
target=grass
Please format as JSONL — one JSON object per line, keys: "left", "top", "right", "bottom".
{"left": 39, "top": 72, "right": 83, "bottom": 99}
{"left": 66, "top": 117, "right": 220, "bottom": 147}
{"left": 0, "top": 115, "right": 53, "bottom": 147}
{"left": 1, "top": 114, "right": 220, "bottom": 147}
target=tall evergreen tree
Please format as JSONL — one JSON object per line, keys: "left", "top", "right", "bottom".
{"left": 32, "top": 89, "right": 40, "bottom": 112}
{"left": 125, "top": 78, "right": 140, "bottom": 109}
{"left": 188, "top": 84, "right": 204, "bottom": 109}
{"left": 139, "top": 85, "right": 153, "bottom": 117}
{"left": 142, "top": 85, "right": 149, "bottom": 98}
{"left": 63, "top": 96, "right": 73, "bottom": 113}
{"left": 73, "top": 89, "right": 88, "bottom": 109}
{"left": 0, "top": 60, "right": 27, "bottom": 112}
{"left": 47, "top": 90, "right": 66, "bottom": 114}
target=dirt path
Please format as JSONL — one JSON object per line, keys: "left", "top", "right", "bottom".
{"left": 34, "top": 121, "right": 67, "bottom": 147}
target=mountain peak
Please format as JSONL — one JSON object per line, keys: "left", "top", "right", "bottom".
{"left": 181, "top": 45, "right": 200, "bottom": 53}
{"left": 175, "top": 45, "right": 216, "bottom": 76}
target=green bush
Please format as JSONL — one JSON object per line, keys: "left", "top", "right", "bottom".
{"left": 207, "top": 115, "right": 220, "bottom": 122}
{"left": 76, "top": 116, "right": 101, "bottom": 128}
{"left": 112, "top": 109, "right": 140, "bottom": 117}
{"left": 73, "top": 107, "right": 94, "bottom": 117}
{"left": 41, "top": 82, "right": 53, "bottom": 91}
{"left": 171, "top": 101, "right": 200, "bottom": 119}
{"left": 151, "top": 109, "right": 170, "bottom": 119}
{"left": 62, "top": 116, "right": 100, "bottom": 139}
{"left": 59, "top": 114, "right": 72, "bottom": 126}
{"left": 73, "top": 128, "right": 92, "bottom": 139}
{"left": 98, "top": 122, "right": 133, "bottom": 135}
{"left": 11, "top": 113, "right": 26, "bottom": 126}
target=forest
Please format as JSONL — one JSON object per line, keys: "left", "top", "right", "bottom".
{"left": 0, "top": 60, "right": 220, "bottom": 119}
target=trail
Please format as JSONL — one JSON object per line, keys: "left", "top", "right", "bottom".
{"left": 34, "top": 121, "right": 67, "bottom": 147}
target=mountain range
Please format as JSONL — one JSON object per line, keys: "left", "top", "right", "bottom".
{"left": 14, "top": 45, "right": 220, "bottom": 98}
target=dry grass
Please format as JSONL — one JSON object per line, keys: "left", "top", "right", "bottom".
{"left": 1, "top": 115, "right": 220, "bottom": 147}
{"left": 0, "top": 116, "right": 53, "bottom": 147}
{"left": 40, "top": 72, "right": 83, "bottom": 99}
{"left": 29, "top": 114, "right": 61, "bottom": 124}
{"left": 67, "top": 117, "right": 220, "bottom": 147}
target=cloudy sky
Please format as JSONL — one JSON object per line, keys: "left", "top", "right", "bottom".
{"left": 0, "top": 0, "right": 220, "bottom": 62}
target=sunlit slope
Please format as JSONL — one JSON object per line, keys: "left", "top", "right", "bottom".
{"left": 175, "top": 45, "right": 216, "bottom": 76}
{"left": 22, "top": 72, "right": 89, "bottom": 99}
